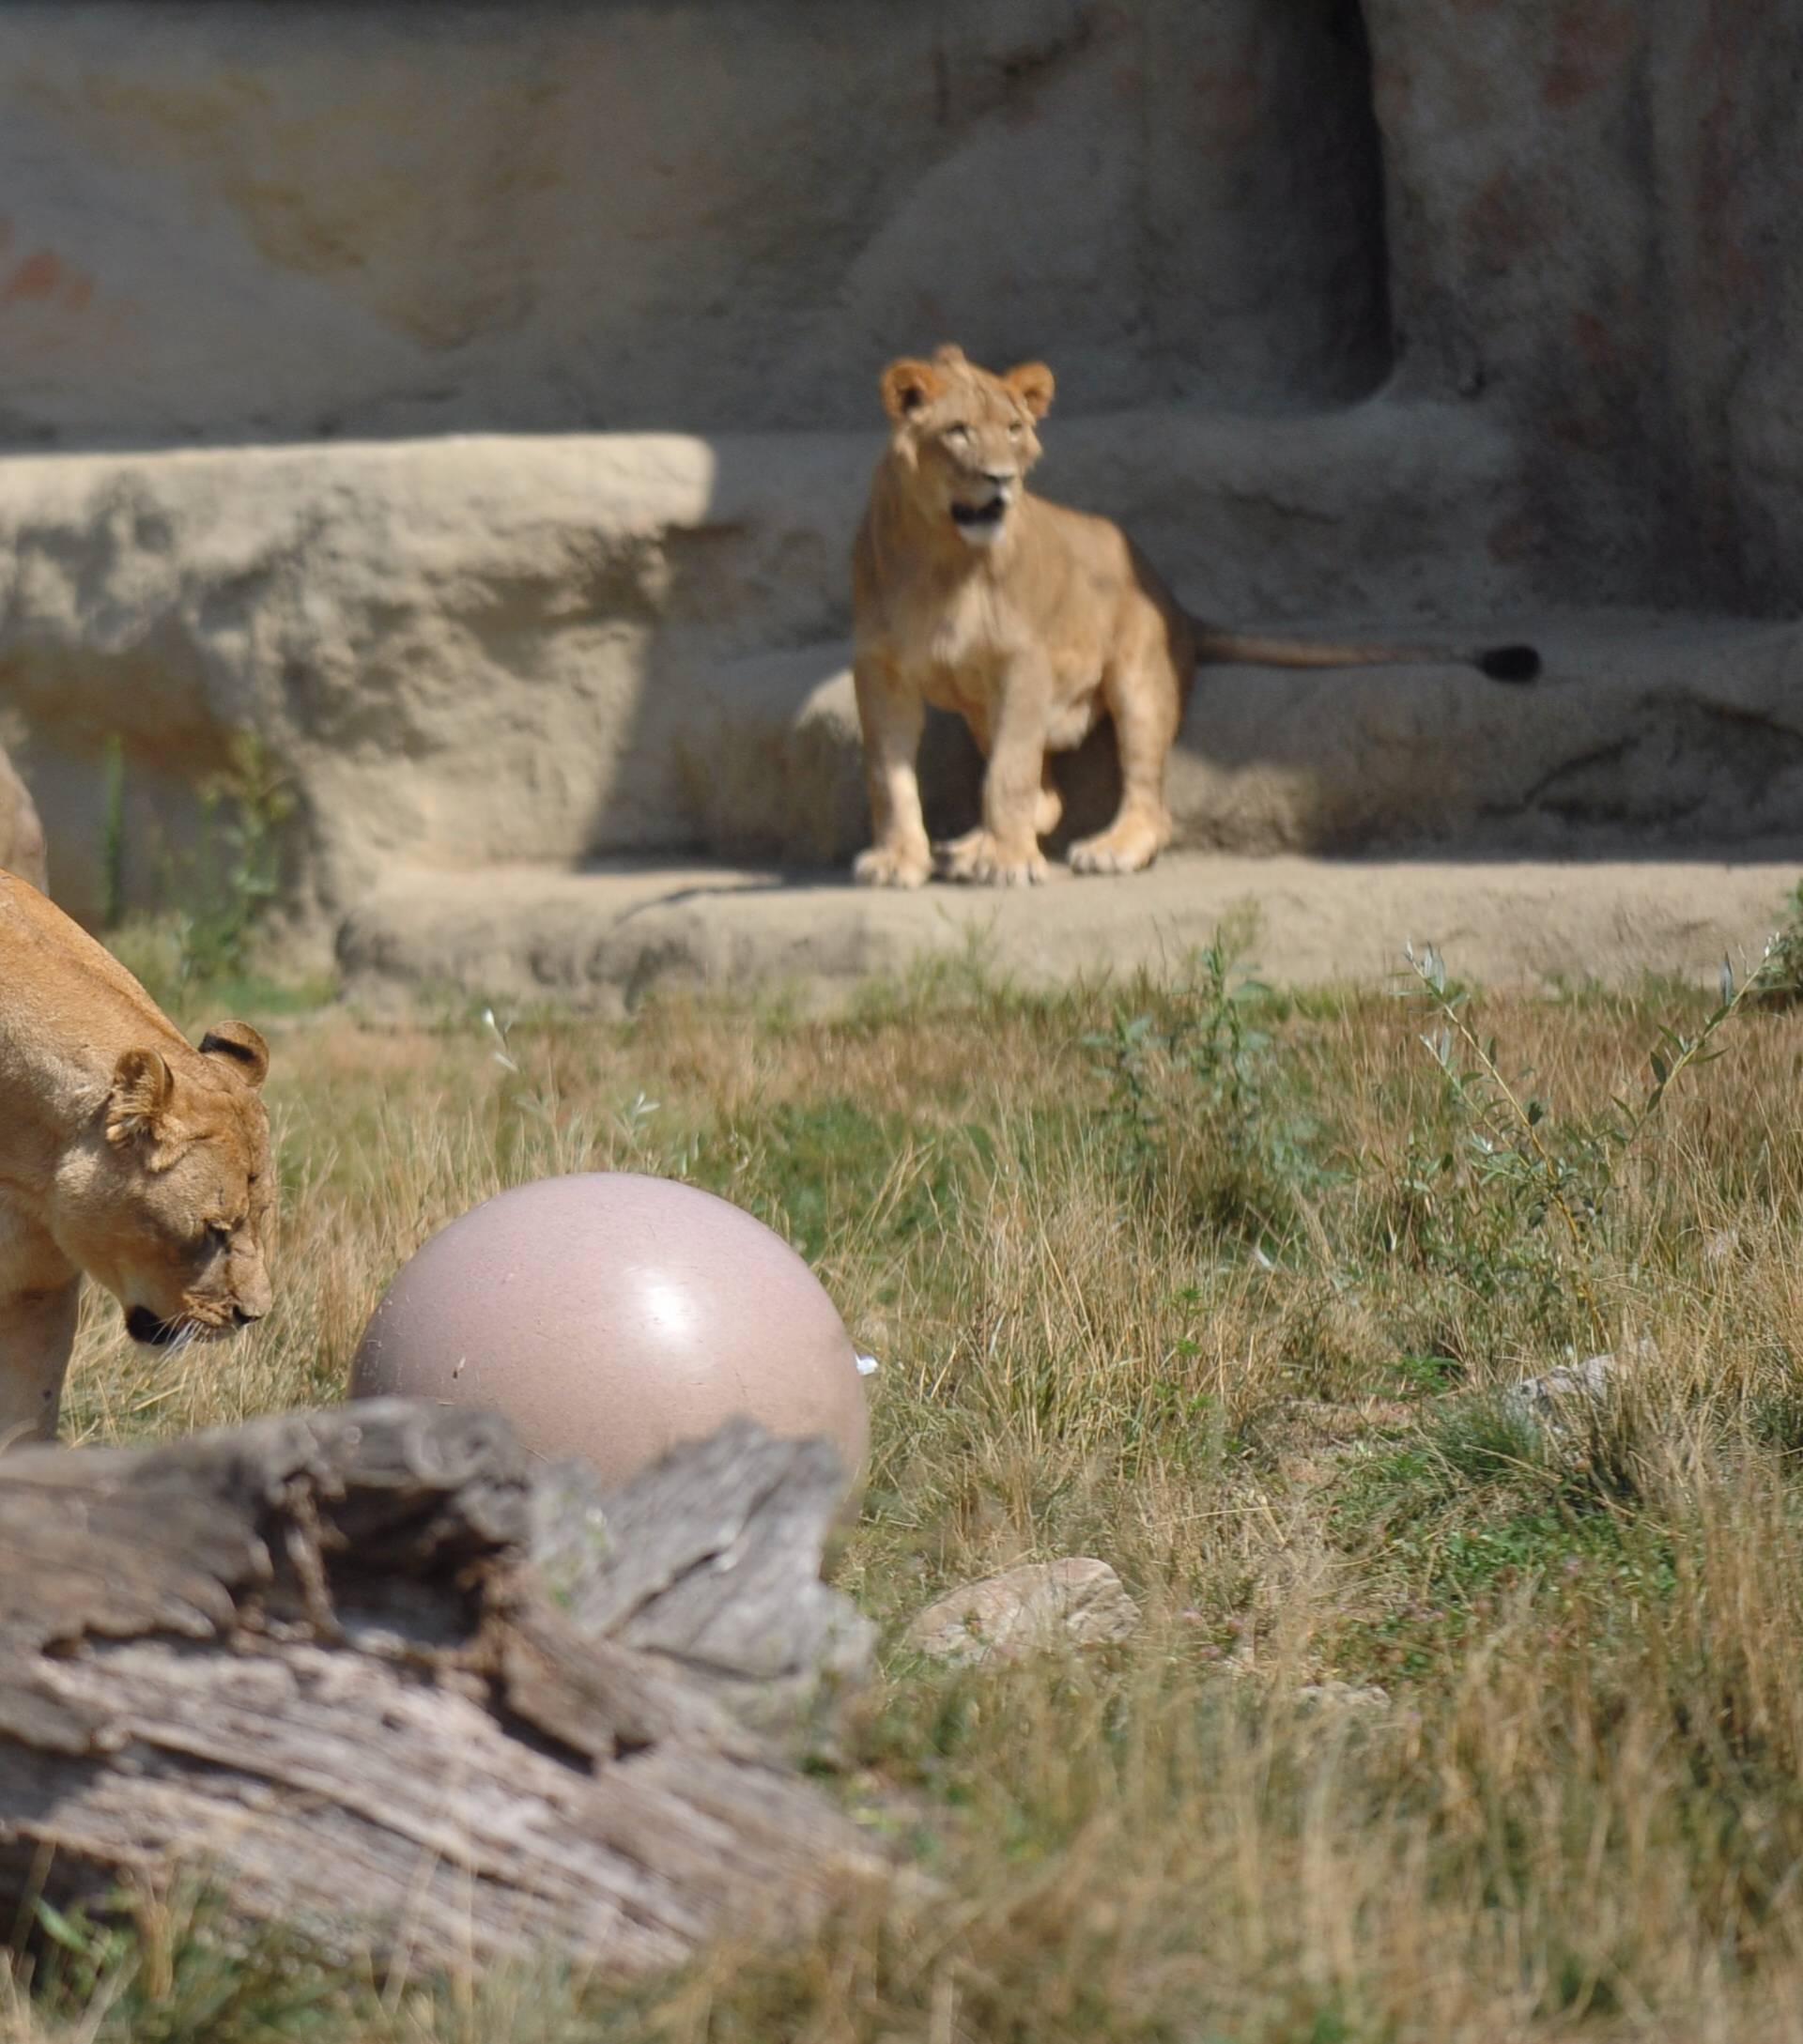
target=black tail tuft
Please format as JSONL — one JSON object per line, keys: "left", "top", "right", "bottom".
{"left": 1477, "top": 642, "right": 1541, "bottom": 684}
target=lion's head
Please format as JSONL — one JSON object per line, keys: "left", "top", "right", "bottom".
{"left": 56, "top": 1020, "right": 275, "bottom": 1347}
{"left": 879, "top": 344, "right": 1056, "bottom": 550}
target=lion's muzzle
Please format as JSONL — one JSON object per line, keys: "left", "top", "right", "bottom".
{"left": 951, "top": 475, "right": 1017, "bottom": 546}
{"left": 126, "top": 1305, "right": 182, "bottom": 1346}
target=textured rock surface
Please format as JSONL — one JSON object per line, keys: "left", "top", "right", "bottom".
{"left": 0, "top": 1, "right": 1389, "bottom": 444}
{"left": 905, "top": 1559, "right": 1141, "bottom": 1667}
{"left": 1504, "top": 1339, "right": 1657, "bottom": 1437}
{"left": 0, "top": 0, "right": 1800, "bottom": 960}
{"left": 0, "top": 745, "right": 44, "bottom": 891}
{"left": 336, "top": 853, "right": 1803, "bottom": 1014}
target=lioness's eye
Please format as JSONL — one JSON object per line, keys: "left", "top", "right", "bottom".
{"left": 1008, "top": 421, "right": 1024, "bottom": 438}
{"left": 947, "top": 423, "right": 970, "bottom": 441}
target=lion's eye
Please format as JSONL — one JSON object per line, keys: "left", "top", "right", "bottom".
{"left": 947, "top": 423, "right": 970, "bottom": 442}
{"left": 1008, "top": 421, "right": 1024, "bottom": 438}
{"left": 207, "top": 1222, "right": 234, "bottom": 1250}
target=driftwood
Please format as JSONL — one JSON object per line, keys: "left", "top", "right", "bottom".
{"left": 0, "top": 1400, "right": 885, "bottom": 1978}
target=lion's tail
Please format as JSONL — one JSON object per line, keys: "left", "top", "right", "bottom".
{"left": 1189, "top": 623, "right": 1540, "bottom": 685}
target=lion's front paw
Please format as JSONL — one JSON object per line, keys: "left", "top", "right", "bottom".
{"left": 1068, "top": 813, "right": 1171, "bottom": 876}
{"left": 936, "top": 830, "right": 1048, "bottom": 887}
{"left": 854, "top": 841, "right": 932, "bottom": 889}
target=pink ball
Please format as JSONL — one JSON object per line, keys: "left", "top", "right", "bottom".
{"left": 349, "top": 1173, "right": 869, "bottom": 1494}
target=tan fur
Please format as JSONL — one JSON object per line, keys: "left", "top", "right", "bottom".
{"left": 850, "top": 344, "right": 1536, "bottom": 886}
{"left": 0, "top": 871, "right": 273, "bottom": 1443}
{"left": 0, "top": 745, "right": 46, "bottom": 894}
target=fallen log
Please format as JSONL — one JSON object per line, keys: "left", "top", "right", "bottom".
{"left": 0, "top": 1401, "right": 885, "bottom": 1978}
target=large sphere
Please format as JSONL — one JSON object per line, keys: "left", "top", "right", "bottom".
{"left": 349, "top": 1173, "right": 869, "bottom": 1493}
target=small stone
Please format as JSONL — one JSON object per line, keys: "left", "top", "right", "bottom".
{"left": 1295, "top": 1680, "right": 1390, "bottom": 1715}
{"left": 905, "top": 1559, "right": 1140, "bottom": 1667}
{"left": 1502, "top": 1337, "right": 1655, "bottom": 1434}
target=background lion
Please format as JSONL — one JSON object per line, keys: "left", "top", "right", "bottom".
{"left": 850, "top": 344, "right": 1539, "bottom": 889}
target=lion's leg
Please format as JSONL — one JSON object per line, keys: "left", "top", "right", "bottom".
{"left": 938, "top": 666, "right": 1051, "bottom": 886}
{"left": 1068, "top": 646, "right": 1180, "bottom": 877}
{"left": 853, "top": 656, "right": 932, "bottom": 888}
{"left": 936, "top": 705, "right": 1058, "bottom": 857}
{"left": 1035, "top": 758, "right": 1063, "bottom": 838}
{"left": 0, "top": 1275, "right": 80, "bottom": 1447}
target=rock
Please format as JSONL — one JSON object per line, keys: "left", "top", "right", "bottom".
{"left": 1295, "top": 1681, "right": 1391, "bottom": 1716}
{"left": 4, "top": 2, "right": 1803, "bottom": 956}
{"left": 905, "top": 1559, "right": 1140, "bottom": 1667}
{"left": 0, "top": 745, "right": 44, "bottom": 893}
{"left": 1365, "top": 0, "right": 1803, "bottom": 615}
{"left": 335, "top": 853, "right": 1803, "bottom": 1015}
{"left": 1503, "top": 1339, "right": 1656, "bottom": 1433}
{"left": 0, "top": 3, "right": 1388, "bottom": 446}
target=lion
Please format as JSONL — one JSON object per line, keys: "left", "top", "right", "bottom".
{"left": 0, "top": 870, "right": 274, "bottom": 1444}
{"left": 0, "top": 743, "right": 46, "bottom": 894}
{"left": 850, "top": 344, "right": 1539, "bottom": 887}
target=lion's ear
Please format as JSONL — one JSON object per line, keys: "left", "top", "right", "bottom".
{"left": 1004, "top": 361, "right": 1056, "bottom": 420}
{"left": 200, "top": 1021, "right": 270, "bottom": 1091}
{"left": 880, "top": 357, "right": 941, "bottom": 423}
{"left": 106, "top": 1049, "right": 176, "bottom": 1148}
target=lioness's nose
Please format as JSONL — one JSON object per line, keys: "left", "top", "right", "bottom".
{"left": 231, "top": 1303, "right": 262, "bottom": 1328}
{"left": 981, "top": 469, "right": 1017, "bottom": 488}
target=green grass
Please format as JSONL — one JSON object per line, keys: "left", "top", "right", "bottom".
{"left": 21, "top": 936, "right": 1803, "bottom": 2039}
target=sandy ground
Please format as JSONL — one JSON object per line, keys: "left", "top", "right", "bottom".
{"left": 334, "top": 851, "right": 1803, "bottom": 1012}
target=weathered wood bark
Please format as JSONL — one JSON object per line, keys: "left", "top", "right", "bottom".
{"left": 0, "top": 1401, "right": 884, "bottom": 1977}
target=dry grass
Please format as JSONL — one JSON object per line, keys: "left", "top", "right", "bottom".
{"left": 19, "top": 931, "right": 1803, "bottom": 2041}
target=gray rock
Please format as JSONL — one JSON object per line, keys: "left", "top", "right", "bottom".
{"left": 334, "top": 853, "right": 1803, "bottom": 1015}
{"left": 0, "top": 2, "right": 1390, "bottom": 447}
{"left": 1503, "top": 1342, "right": 1657, "bottom": 1434}
{"left": 1295, "top": 1681, "right": 1391, "bottom": 1717}
{"left": 905, "top": 1559, "right": 1140, "bottom": 1667}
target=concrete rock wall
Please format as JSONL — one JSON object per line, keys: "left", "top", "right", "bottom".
{"left": 0, "top": 0, "right": 1799, "bottom": 940}
{"left": 0, "top": 0, "right": 1390, "bottom": 443}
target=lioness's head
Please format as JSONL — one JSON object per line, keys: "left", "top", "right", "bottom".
{"left": 879, "top": 343, "right": 1055, "bottom": 550}
{"left": 61, "top": 1021, "right": 275, "bottom": 1348}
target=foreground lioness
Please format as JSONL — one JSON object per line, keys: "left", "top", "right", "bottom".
{"left": 0, "top": 870, "right": 273, "bottom": 1442}
{"left": 851, "top": 345, "right": 1539, "bottom": 886}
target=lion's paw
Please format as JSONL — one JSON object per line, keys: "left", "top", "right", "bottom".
{"left": 854, "top": 842, "right": 932, "bottom": 889}
{"left": 1068, "top": 818, "right": 1169, "bottom": 876}
{"left": 937, "top": 831, "right": 1048, "bottom": 887}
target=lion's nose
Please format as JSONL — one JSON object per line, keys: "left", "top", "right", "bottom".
{"left": 981, "top": 469, "right": 1017, "bottom": 489}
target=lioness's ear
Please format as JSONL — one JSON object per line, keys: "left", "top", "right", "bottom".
{"left": 200, "top": 1021, "right": 270, "bottom": 1091}
{"left": 1004, "top": 361, "right": 1056, "bottom": 420}
{"left": 880, "top": 357, "right": 941, "bottom": 423}
{"left": 107, "top": 1049, "right": 176, "bottom": 1148}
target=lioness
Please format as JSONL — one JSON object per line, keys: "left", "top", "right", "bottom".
{"left": 0, "top": 870, "right": 273, "bottom": 1443}
{"left": 851, "top": 344, "right": 1539, "bottom": 887}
